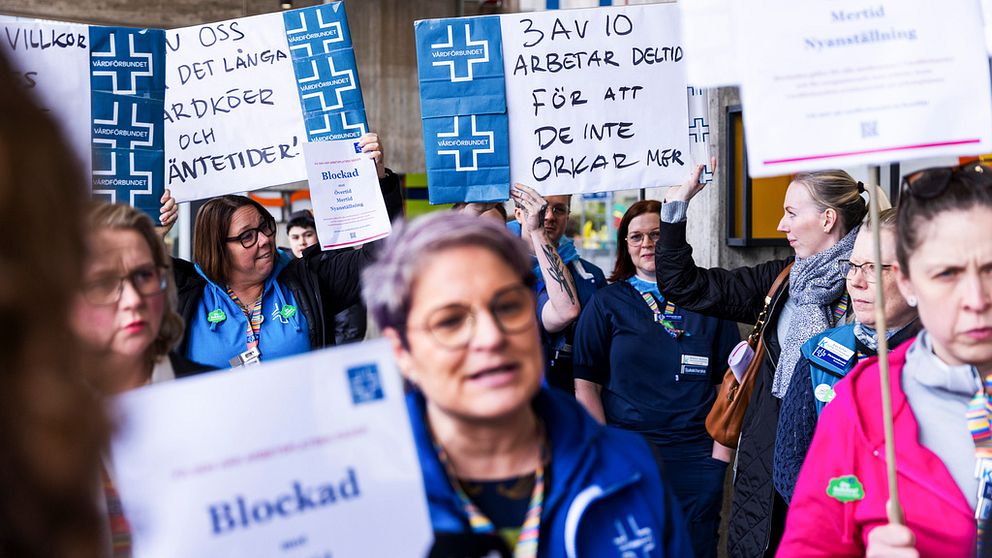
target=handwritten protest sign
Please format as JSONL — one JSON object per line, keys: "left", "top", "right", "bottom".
{"left": 733, "top": 0, "right": 992, "bottom": 177}
{"left": 303, "top": 140, "right": 391, "bottom": 249}
{"left": 109, "top": 340, "right": 432, "bottom": 558}
{"left": 416, "top": 3, "right": 690, "bottom": 203}
{"left": 0, "top": 17, "right": 166, "bottom": 217}
{"left": 165, "top": 2, "right": 368, "bottom": 202}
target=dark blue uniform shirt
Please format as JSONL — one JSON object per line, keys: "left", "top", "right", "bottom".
{"left": 574, "top": 279, "right": 740, "bottom": 449}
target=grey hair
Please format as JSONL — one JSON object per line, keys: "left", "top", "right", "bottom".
{"left": 362, "top": 211, "right": 536, "bottom": 335}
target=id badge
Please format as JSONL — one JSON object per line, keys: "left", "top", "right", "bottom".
{"left": 229, "top": 347, "right": 261, "bottom": 368}
{"left": 678, "top": 354, "right": 709, "bottom": 382}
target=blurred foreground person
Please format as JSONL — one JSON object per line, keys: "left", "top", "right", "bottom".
{"left": 0, "top": 51, "right": 109, "bottom": 558}
{"left": 72, "top": 203, "right": 213, "bottom": 555}
{"left": 73, "top": 203, "right": 213, "bottom": 394}
{"left": 779, "top": 163, "right": 992, "bottom": 557}
{"left": 363, "top": 212, "right": 691, "bottom": 557}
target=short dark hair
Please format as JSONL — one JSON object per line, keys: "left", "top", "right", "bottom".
{"left": 609, "top": 200, "right": 662, "bottom": 283}
{"left": 193, "top": 195, "right": 274, "bottom": 285}
{"left": 896, "top": 164, "right": 992, "bottom": 275}
{"left": 286, "top": 210, "right": 315, "bottom": 234}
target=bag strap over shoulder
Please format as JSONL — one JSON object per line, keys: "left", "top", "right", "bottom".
{"left": 747, "top": 262, "right": 794, "bottom": 344}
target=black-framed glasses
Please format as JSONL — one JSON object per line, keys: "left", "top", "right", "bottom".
{"left": 226, "top": 219, "right": 275, "bottom": 249}
{"left": 81, "top": 265, "right": 168, "bottom": 305}
{"left": 626, "top": 230, "right": 661, "bottom": 246}
{"left": 838, "top": 259, "right": 891, "bottom": 284}
{"left": 901, "top": 162, "right": 988, "bottom": 200}
{"left": 545, "top": 204, "right": 569, "bottom": 217}
{"left": 410, "top": 284, "right": 536, "bottom": 349}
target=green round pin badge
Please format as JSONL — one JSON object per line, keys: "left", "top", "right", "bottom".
{"left": 281, "top": 305, "right": 297, "bottom": 319}
{"left": 207, "top": 309, "right": 227, "bottom": 324}
{"left": 814, "top": 383, "right": 836, "bottom": 404}
{"left": 826, "top": 475, "right": 865, "bottom": 503}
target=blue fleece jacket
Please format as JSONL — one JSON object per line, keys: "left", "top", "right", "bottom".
{"left": 407, "top": 387, "right": 694, "bottom": 558}
{"left": 186, "top": 249, "right": 310, "bottom": 369}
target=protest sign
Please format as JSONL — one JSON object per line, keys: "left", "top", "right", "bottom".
{"left": 416, "top": 3, "right": 690, "bottom": 203}
{"left": 678, "top": 0, "right": 740, "bottom": 89}
{"left": 734, "top": 0, "right": 992, "bottom": 177}
{"left": 0, "top": 18, "right": 166, "bottom": 217}
{"left": 165, "top": 2, "right": 368, "bottom": 202}
{"left": 303, "top": 140, "right": 390, "bottom": 249}
{"left": 109, "top": 340, "right": 433, "bottom": 558}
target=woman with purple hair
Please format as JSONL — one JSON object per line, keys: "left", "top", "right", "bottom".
{"left": 362, "top": 211, "right": 691, "bottom": 558}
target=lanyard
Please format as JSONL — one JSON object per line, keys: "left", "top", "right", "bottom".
{"left": 433, "top": 431, "right": 546, "bottom": 558}
{"left": 967, "top": 372, "right": 992, "bottom": 551}
{"left": 638, "top": 291, "right": 686, "bottom": 339}
{"left": 226, "top": 287, "right": 263, "bottom": 352}
{"left": 832, "top": 292, "right": 851, "bottom": 326}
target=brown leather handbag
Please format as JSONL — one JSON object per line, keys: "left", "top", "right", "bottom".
{"left": 705, "top": 263, "right": 792, "bottom": 448}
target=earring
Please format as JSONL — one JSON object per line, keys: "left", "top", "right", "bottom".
{"left": 907, "top": 296, "right": 918, "bottom": 307}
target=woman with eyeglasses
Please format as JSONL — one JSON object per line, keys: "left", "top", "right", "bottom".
{"left": 778, "top": 163, "right": 992, "bottom": 558}
{"left": 362, "top": 211, "right": 692, "bottom": 558}
{"left": 164, "top": 134, "right": 402, "bottom": 369}
{"left": 572, "top": 200, "right": 740, "bottom": 558}
{"left": 657, "top": 163, "right": 880, "bottom": 558}
{"left": 74, "top": 203, "right": 212, "bottom": 389}
{"left": 772, "top": 208, "right": 919, "bottom": 505}
{"left": 70, "top": 202, "right": 213, "bottom": 557}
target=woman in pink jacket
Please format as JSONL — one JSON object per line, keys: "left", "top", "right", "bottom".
{"left": 778, "top": 162, "right": 992, "bottom": 558}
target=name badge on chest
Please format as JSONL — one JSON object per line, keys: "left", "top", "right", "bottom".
{"left": 677, "top": 354, "right": 709, "bottom": 382}
{"left": 811, "top": 337, "right": 856, "bottom": 370}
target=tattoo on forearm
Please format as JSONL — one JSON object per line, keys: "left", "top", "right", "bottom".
{"left": 542, "top": 243, "right": 576, "bottom": 305}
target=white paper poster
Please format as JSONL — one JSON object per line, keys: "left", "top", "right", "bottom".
{"left": 303, "top": 140, "right": 391, "bottom": 249}
{"left": 678, "top": 0, "right": 740, "bottom": 88}
{"left": 502, "top": 4, "right": 691, "bottom": 195}
{"left": 0, "top": 17, "right": 92, "bottom": 172}
{"left": 164, "top": 3, "right": 368, "bottom": 202}
{"left": 734, "top": 0, "right": 992, "bottom": 177}
{"left": 109, "top": 341, "right": 432, "bottom": 558}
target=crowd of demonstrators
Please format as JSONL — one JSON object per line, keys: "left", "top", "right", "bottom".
{"left": 0, "top": 53, "right": 109, "bottom": 558}
{"left": 159, "top": 133, "right": 400, "bottom": 369}
{"left": 361, "top": 211, "right": 692, "bottom": 557}
{"left": 285, "top": 209, "right": 368, "bottom": 344}
{"left": 509, "top": 183, "right": 606, "bottom": 394}
{"left": 657, "top": 164, "right": 871, "bottom": 557}
{"left": 9, "top": 30, "right": 992, "bottom": 556}
{"left": 773, "top": 208, "right": 919, "bottom": 503}
{"left": 779, "top": 163, "right": 992, "bottom": 558}
{"left": 572, "top": 199, "right": 740, "bottom": 558}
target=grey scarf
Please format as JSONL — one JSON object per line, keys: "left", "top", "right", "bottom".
{"left": 853, "top": 320, "right": 917, "bottom": 353}
{"left": 771, "top": 225, "right": 860, "bottom": 398}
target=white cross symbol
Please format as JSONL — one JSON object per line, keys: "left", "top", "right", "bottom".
{"left": 612, "top": 515, "right": 656, "bottom": 558}
{"left": 430, "top": 23, "right": 489, "bottom": 83}
{"left": 285, "top": 9, "right": 344, "bottom": 57}
{"left": 92, "top": 103, "right": 154, "bottom": 168}
{"left": 310, "top": 112, "right": 367, "bottom": 137}
{"left": 299, "top": 57, "right": 356, "bottom": 111}
{"left": 437, "top": 115, "right": 494, "bottom": 172}
{"left": 91, "top": 33, "right": 153, "bottom": 95}
{"left": 92, "top": 103, "right": 154, "bottom": 205}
